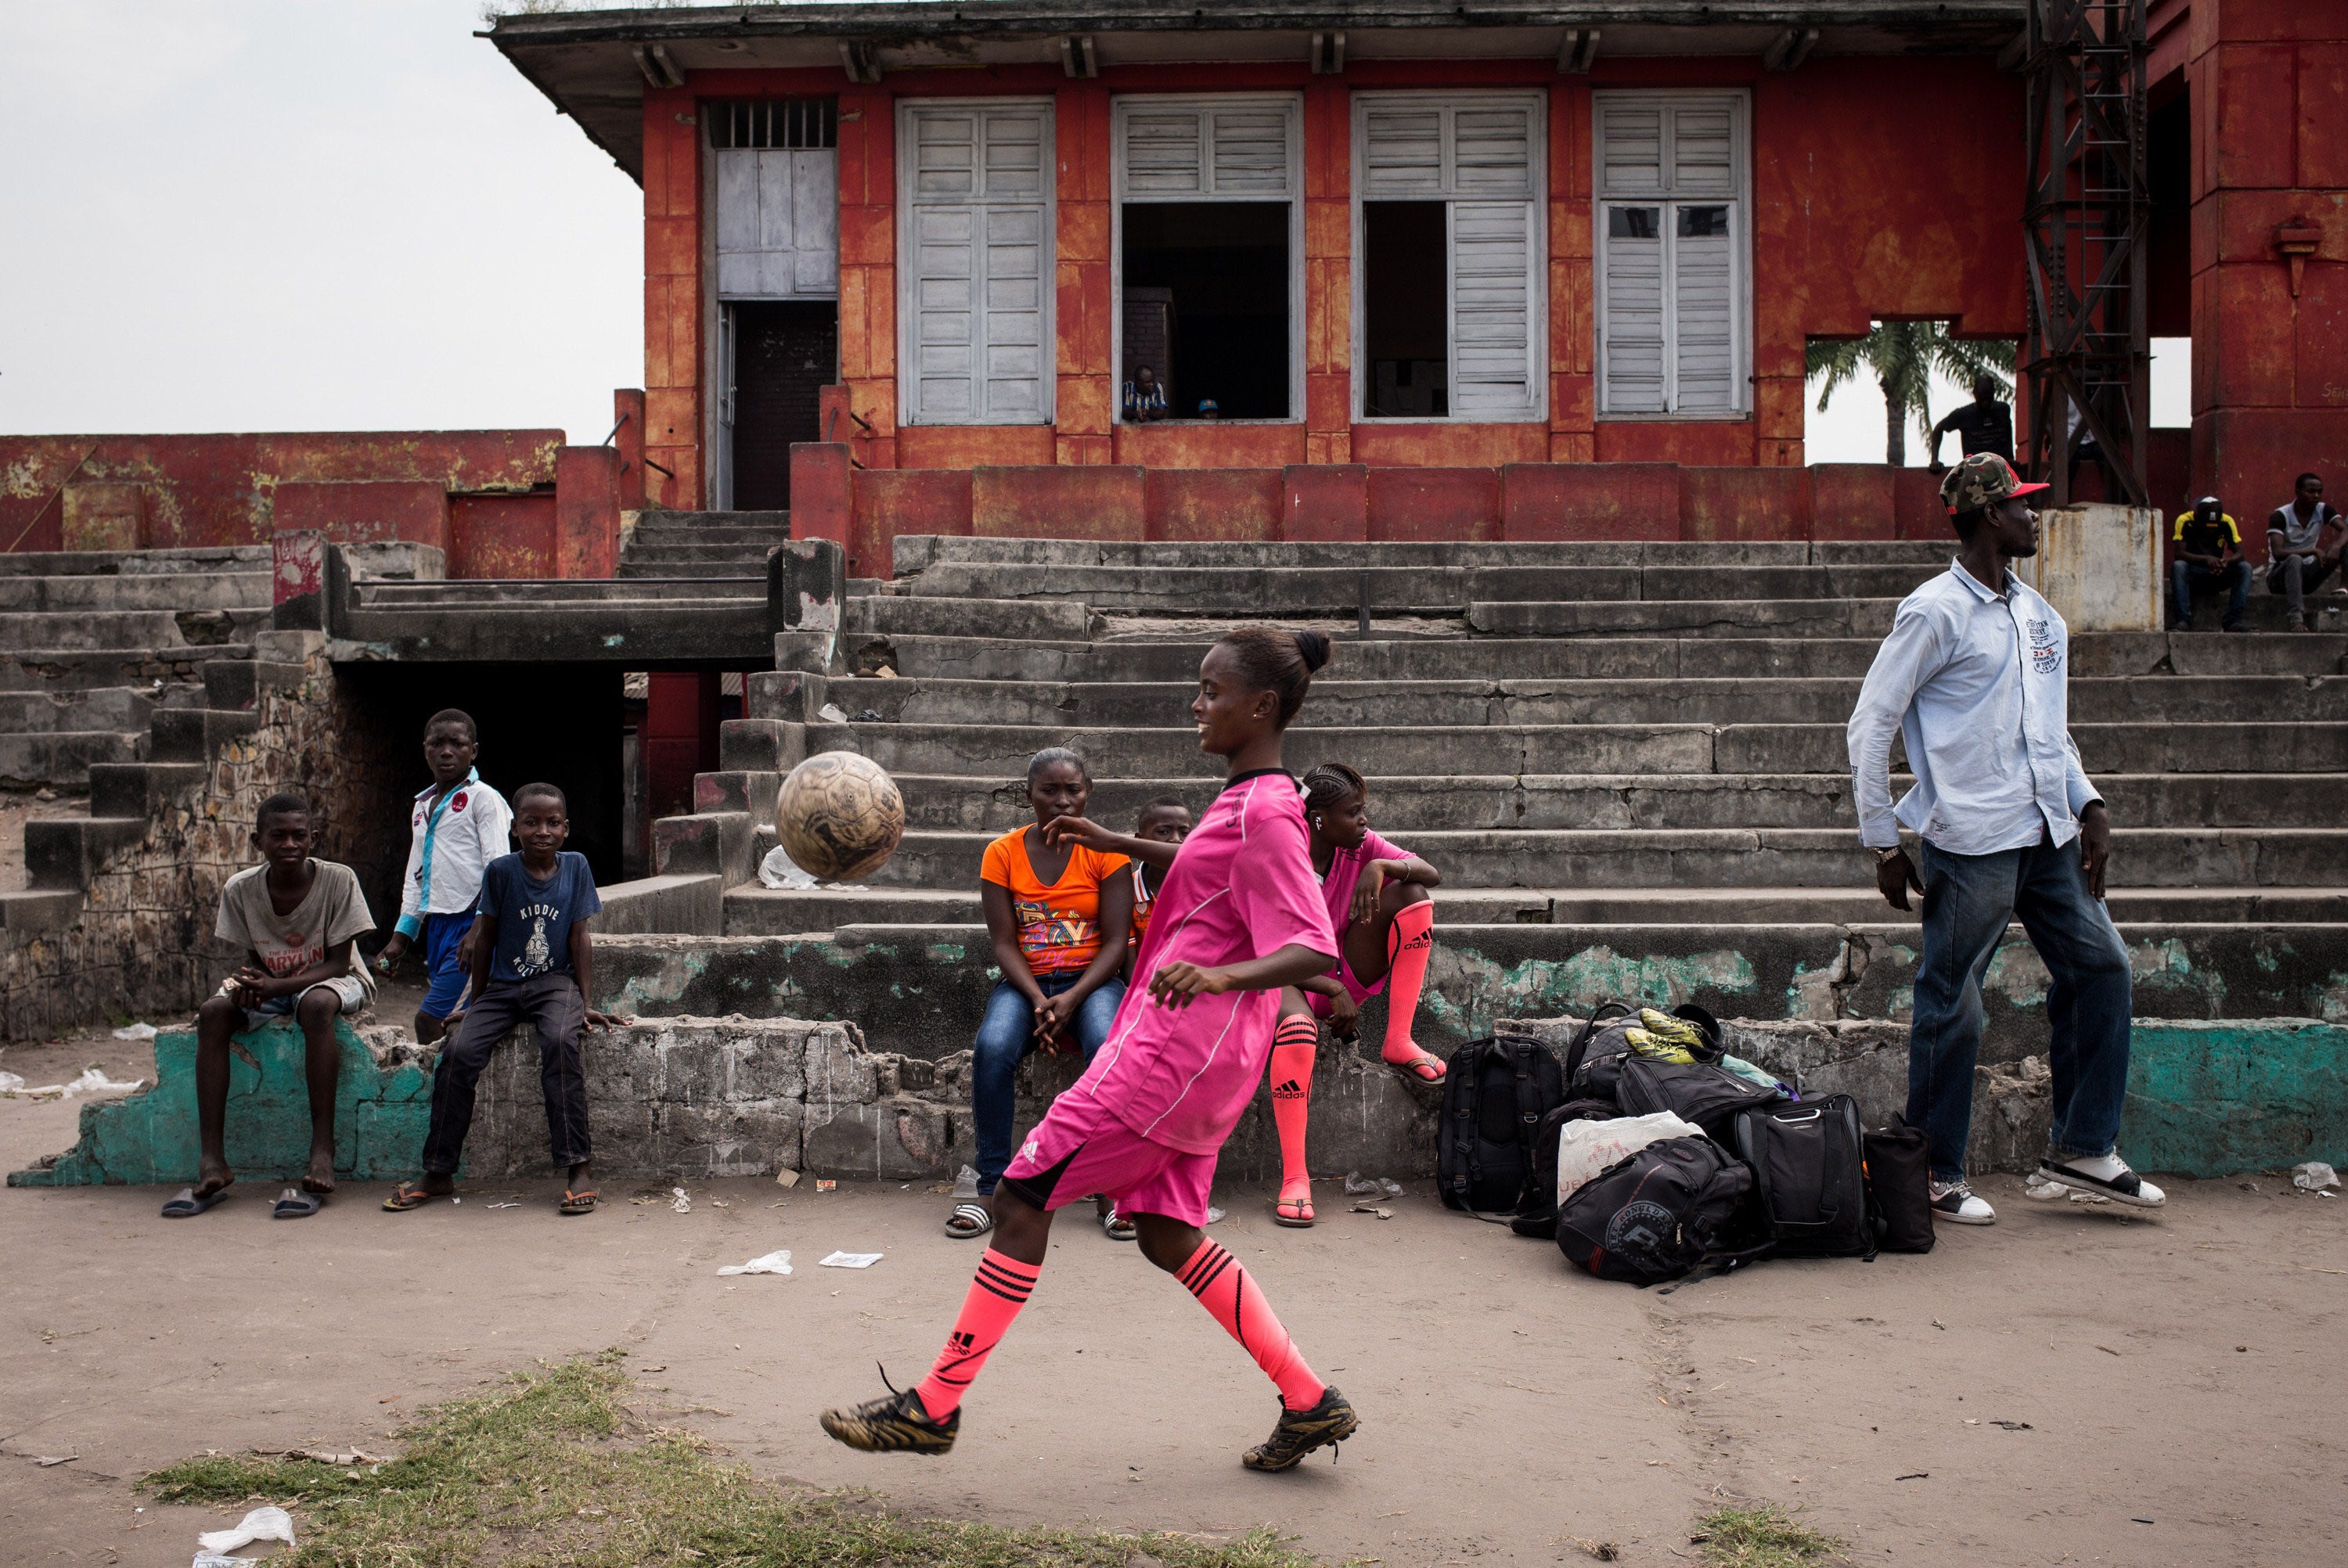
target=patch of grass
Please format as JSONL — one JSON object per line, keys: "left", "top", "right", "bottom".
{"left": 146, "top": 1350, "right": 1317, "bottom": 1568}
{"left": 1692, "top": 1504, "right": 1845, "bottom": 1567}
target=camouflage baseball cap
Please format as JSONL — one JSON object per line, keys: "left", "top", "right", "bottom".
{"left": 1940, "top": 451, "right": 2051, "bottom": 515}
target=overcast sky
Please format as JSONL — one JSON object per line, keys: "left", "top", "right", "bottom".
{"left": 2, "top": 1, "right": 2185, "bottom": 457}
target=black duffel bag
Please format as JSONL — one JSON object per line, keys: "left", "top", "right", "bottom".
{"left": 1862, "top": 1119, "right": 1936, "bottom": 1253}
{"left": 1554, "top": 1135, "right": 1755, "bottom": 1286}
{"left": 1731, "top": 1095, "right": 1878, "bottom": 1259}
{"left": 1616, "top": 1055, "right": 1785, "bottom": 1143}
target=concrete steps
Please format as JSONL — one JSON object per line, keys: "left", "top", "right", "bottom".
{"left": 718, "top": 882, "right": 2348, "bottom": 936}
{"left": 356, "top": 577, "right": 764, "bottom": 605}
{"left": 618, "top": 509, "right": 787, "bottom": 580}
{"left": 765, "top": 674, "right": 2347, "bottom": 729}
{"left": 846, "top": 631, "right": 2348, "bottom": 682}
{"left": 893, "top": 535, "right": 1953, "bottom": 571}
{"left": 850, "top": 770, "right": 2348, "bottom": 833}
{"left": 728, "top": 717, "right": 2348, "bottom": 778}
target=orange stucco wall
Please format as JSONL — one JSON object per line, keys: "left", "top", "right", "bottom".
{"left": 652, "top": 53, "right": 2029, "bottom": 500}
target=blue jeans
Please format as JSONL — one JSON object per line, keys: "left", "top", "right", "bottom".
{"left": 1909, "top": 833, "right": 2134, "bottom": 1182}
{"left": 2170, "top": 558, "right": 2250, "bottom": 628}
{"left": 971, "top": 973, "right": 1126, "bottom": 1195}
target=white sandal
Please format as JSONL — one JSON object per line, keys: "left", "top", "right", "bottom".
{"left": 945, "top": 1201, "right": 993, "bottom": 1239}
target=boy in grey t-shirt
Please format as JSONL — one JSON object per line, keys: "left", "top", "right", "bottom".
{"left": 164, "top": 793, "right": 376, "bottom": 1221}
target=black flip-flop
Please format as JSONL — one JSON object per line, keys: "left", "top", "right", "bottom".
{"left": 2036, "top": 1159, "right": 2163, "bottom": 1207}
{"left": 160, "top": 1186, "right": 226, "bottom": 1219}
{"left": 272, "top": 1188, "right": 326, "bottom": 1219}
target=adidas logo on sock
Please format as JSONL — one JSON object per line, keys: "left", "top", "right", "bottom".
{"left": 1272, "top": 1079, "right": 1303, "bottom": 1095}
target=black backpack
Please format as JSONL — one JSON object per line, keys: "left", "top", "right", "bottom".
{"left": 1730, "top": 1095, "right": 1878, "bottom": 1259}
{"left": 1436, "top": 1034, "right": 1566, "bottom": 1215}
{"left": 1616, "top": 1055, "right": 1786, "bottom": 1142}
{"left": 1507, "top": 1098, "right": 1622, "bottom": 1240}
{"left": 1554, "top": 1135, "right": 1756, "bottom": 1286}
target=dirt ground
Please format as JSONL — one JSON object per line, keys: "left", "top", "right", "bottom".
{"left": 0, "top": 1052, "right": 2342, "bottom": 1568}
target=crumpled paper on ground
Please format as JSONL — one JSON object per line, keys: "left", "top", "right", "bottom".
{"left": 196, "top": 1505, "right": 295, "bottom": 1554}
{"left": 718, "top": 1250, "right": 794, "bottom": 1276}
{"left": 1342, "top": 1172, "right": 1403, "bottom": 1197}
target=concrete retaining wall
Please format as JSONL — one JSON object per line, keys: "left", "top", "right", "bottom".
{"left": 17, "top": 1011, "right": 2344, "bottom": 1187}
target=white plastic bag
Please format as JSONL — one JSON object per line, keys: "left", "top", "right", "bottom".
{"left": 717, "top": 1250, "right": 794, "bottom": 1276}
{"left": 758, "top": 845, "right": 819, "bottom": 890}
{"left": 196, "top": 1505, "right": 295, "bottom": 1554}
{"left": 2292, "top": 1160, "right": 2340, "bottom": 1192}
{"left": 1555, "top": 1113, "right": 1704, "bottom": 1208}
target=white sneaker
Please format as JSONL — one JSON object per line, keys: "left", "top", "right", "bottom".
{"left": 2036, "top": 1153, "right": 2166, "bottom": 1209}
{"left": 1929, "top": 1178, "right": 1997, "bottom": 1225}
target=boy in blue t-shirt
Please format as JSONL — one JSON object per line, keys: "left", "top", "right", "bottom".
{"left": 385, "top": 782, "right": 618, "bottom": 1217}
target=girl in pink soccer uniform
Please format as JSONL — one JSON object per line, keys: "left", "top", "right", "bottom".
{"left": 819, "top": 626, "right": 1359, "bottom": 1471}
{"left": 1266, "top": 762, "right": 1446, "bottom": 1226}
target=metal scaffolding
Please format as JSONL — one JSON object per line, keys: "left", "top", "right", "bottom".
{"left": 2021, "top": 0, "right": 2150, "bottom": 506}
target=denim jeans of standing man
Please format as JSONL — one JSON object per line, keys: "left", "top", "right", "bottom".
{"left": 2170, "top": 556, "right": 2250, "bottom": 630}
{"left": 1907, "top": 832, "right": 2134, "bottom": 1183}
{"left": 971, "top": 972, "right": 1128, "bottom": 1196}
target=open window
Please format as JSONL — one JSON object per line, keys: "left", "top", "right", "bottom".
{"left": 1594, "top": 93, "right": 1749, "bottom": 417}
{"left": 1353, "top": 93, "right": 1545, "bottom": 423}
{"left": 1113, "top": 97, "right": 1300, "bottom": 422}
{"left": 899, "top": 100, "right": 1053, "bottom": 426}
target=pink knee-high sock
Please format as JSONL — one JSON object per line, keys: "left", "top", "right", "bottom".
{"left": 1269, "top": 1014, "right": 1318, "bottom": 1196}
{"left": 913, "top": 1248, "right": 1041, "bottom": 1419}
{"left": 1381, "top": 899, "right": 1437, "bottom": 1064}
{"left": 1176, "top": 1238, "right": 1328, "bottom": 1411}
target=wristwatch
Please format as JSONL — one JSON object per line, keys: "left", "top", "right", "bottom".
{"left": 1871, "top": 846, "right": 1904, "bottom": 865}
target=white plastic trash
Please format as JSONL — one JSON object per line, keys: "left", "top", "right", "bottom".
{"left": 1554, "top": 1113, "right": 1705, "bottom": 1208}
{"left": 718, "top": 1250, "right": 794, "bottom": 1276}
{"left": 2292, "top": 1161, "right": 2340, "bottom": 1192}
{"left": 758, "top": 845, "right": 819, "bottom": 890}
{"left": 196, "top": 1505, "right": 296, "bottom": 1554}
{"left": 112, "top": 1022, "right": 159, "bottom": 1041}
{"left": 819, "top": 1251, "right": 883, "bottom": 1268}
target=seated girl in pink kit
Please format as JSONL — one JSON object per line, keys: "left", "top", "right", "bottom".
{"left": 1263, "top": 762, "right": 1446, "bottom": 1225}
{"left": 819, "top": 626, "right": 1358, "bottom": 1473}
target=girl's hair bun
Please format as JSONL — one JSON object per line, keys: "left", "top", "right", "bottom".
{"left": 1290, "top": 629, "right": 1333, "bottom": 674}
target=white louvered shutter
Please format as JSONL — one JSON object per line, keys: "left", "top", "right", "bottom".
{"left": 1117, "top": 100, "right": 1295, "bottom": 199}
{"left": 1600, "top": 207, "right": 1666, "bottom": 414}
{"left": 1594, "top": 92, "right": 1745, "bottom": 415}
{"left": 1451, "top": 202, "right": 1536, "bottom": 416}
{"left": 903, "top": 103, "right": 1051, "bottom": 425}
{"left": 1357, "top": 94, "right": 1543, "bottom": 421}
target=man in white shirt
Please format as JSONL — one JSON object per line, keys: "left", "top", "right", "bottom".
{"left": 2266, "top": 471, "right": 2345, "bottom": 631}
{"left": 1847, "top": 453, "right": 2164, "bottom": 1225}
{"left": 373, "top": 709, "right": 512, "bottom": 1042}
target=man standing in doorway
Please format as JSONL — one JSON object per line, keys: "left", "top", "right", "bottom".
{"left": 1926, "top": 372, "right": 2015, "bottom": 469}
{"left": 1847, "top": 452, "right": 2165, "bottom": 1225}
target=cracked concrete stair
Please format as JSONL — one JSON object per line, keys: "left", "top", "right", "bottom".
{"left": 618, "top": 509, "right": 787, "bottom": 580}
{"left": 616, "top": 532, "right": 2348, "bottom": 1034}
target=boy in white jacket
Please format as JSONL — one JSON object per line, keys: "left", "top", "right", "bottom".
{"left": 374, "top": 710, "right": 511, "bottom": 1041}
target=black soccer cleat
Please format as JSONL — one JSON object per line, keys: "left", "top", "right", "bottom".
{"left": 1242, "top": 1386, "right": 1359, "bottom": 1472}
{"left": 819, "top": 1384, "right": 960, "bottom": 1455}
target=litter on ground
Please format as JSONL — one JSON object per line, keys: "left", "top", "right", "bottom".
{"left": 717, "top": 1250, "right": 794, "bottom": 1276}
{"left": 818, "top": 1251, "right": 883, "bottom": 1268}
{"left": 196, "top": 1505, "right": 296, "bottom": 1554}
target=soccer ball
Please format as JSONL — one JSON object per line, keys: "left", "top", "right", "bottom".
{"left": 774, "top": 751, "right": 904, "bottom": 881}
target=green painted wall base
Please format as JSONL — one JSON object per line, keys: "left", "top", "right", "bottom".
{"left": 2120, "top": 1020, "right": 2348, "bottom": 1178}
{"left": 8, "top": 1020, "right": 434, "bottom": 1188}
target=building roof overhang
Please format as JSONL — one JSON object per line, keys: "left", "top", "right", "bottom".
{"left": 487, "top": 1, "right": 2026, "bottom": 181}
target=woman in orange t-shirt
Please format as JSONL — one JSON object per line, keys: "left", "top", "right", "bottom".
{"left": 949, "top": 748, "right": 1133, "bottom": 1241}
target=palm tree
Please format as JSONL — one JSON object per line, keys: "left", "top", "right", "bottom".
{"left": 1806, "top": 322, "right": 2016, "bottom": 466}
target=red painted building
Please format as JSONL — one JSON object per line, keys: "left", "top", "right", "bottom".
{"left": 485, "top": 0, "right": 2341, "bottom": 569}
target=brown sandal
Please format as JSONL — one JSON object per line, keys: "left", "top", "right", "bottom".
{"left": 559, "top": 1189, "right": 599, "bottom": 1216}
{"left": 383, "top": 1181, "right": 447, "bottom": 1212}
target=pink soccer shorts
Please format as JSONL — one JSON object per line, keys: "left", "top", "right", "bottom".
{"left": 998, "top": 1085, "right": 1219, "bottom": 1227}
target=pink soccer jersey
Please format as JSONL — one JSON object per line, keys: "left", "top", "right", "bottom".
{"left": 1068, "top": 769, "right": 1338, "bottom": 1155}
{"left": 1316, "top": 826, "right": 1410, "bottom": 933}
